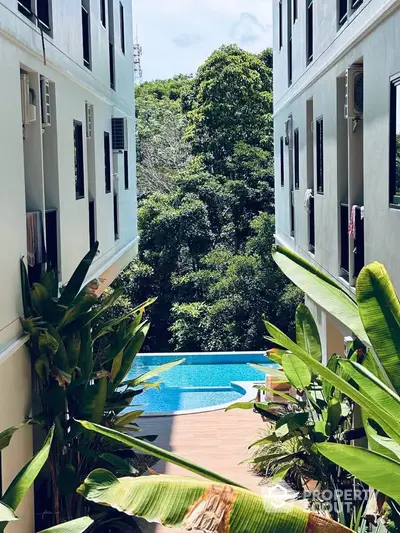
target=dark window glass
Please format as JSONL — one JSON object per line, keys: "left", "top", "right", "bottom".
{"left": 120, "top": 2, "right": 125, "bottom": 54}
{"left": 294, "top": 128, "right": 300, "bottom": 189}
{"left": 279, "top": 0, "right": 283, "bottom": 49}
{"left": 74, "top": 121, "right": 85, "bottom": 199}
{"left": 316, "top": 117, "right": 324, "bottom": 194}
{"left": 82, "top": 4, "right": 91, "bottom": 69}
{"left": 293, "top": 0, "right": 298, "bottom": 21}
{"left": 104, "top": 132, "right": 111, "bottom": 193}
{"left": 309, "top": 196, "right": 315, "bottom": 253}
{"left": 37, "top": 0, "right": 50, "bottom": 29}
{"left": 351, "top": 0, "right": 363, "bottom": 10}
{"left": 339, "top": 0, "right": 347, "bottom": 25}
{"left": 100, "top": 0, "right": 106, "bottom": 26}
{"left": 109, "top": 41, "right": 115, "bottom": 89}
{"left": 18, "top": 0, "right": 32, "bottom": 17}
{"left": 287, "top": 0, "right": 292, "bottom": 85}
{"left": 124, "top": 150, "right": 129, "bottom": 189}
{"left": 280, "top": 136, "right": 284, "bottom": 187}
{"left": 290, "top": 190, "right": 295, "bottom": 237}
{"left": 89, "top": 200, "right": 96, "bottom": 248}
{"left": 306, "top": 0, "right": 313, "bottom": 64}
{"left": 114, "top": 194, "right": 119, "bottom": 240}
{"left": 389, "top": 80, "right": 400, "bottom": 206}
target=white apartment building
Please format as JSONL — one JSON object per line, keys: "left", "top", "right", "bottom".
{"left": 274, "top": 0, "right": 400, "bottom": 360}
{"left": 0, "top": 1, "right": 138, "bottom": 530}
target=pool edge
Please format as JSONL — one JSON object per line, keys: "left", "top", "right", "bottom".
{"left": 140, "top": 381, "right": 261, "bottom": 418}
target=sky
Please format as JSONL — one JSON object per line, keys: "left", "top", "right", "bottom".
{"left": 133, "top": 0, "right": 273, "bottom": 82}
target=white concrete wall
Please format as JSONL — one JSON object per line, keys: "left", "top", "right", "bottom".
{"left": 274, "top": 0, "right": 400, "bottom": 304}
{"left": 0, "top": 2, "right": 138, "bottom": 529}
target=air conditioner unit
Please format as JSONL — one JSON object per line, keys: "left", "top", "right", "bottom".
{"left": 40, "top": 76, "right": 51, "bottom": 127}
{"left": 285, "top": 115, "right": 293, "bottom": 148}
{"left": 111, "top": 117, "right": 127, "bottom": 151}
{"left": 20, "top": 73, "right": 37, "bottom": 125}
{"left": 85, "top": 103, "right": 93, "bottom": 139}
{"left": 345, "top": 66, "right": 363, "bottom": 119}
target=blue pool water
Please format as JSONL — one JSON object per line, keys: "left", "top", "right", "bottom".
{"left": 126, "top": 353, "right": 275, "bottom": 413}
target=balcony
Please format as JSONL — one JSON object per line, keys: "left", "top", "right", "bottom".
{"left": 340, "top": 203, "right": 364, "bottom": 281}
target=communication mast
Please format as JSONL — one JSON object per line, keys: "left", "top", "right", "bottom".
{"left": 133, "top": 25, "right": 143, "bottom": 84}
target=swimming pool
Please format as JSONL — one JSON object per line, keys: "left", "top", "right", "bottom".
{"left": 126, "top": 352, "right": 277, "bottom": 415}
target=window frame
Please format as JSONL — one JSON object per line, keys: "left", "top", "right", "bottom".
{"left": 280, "top": 136, "right": 285, "bottom": 187}
{"left": 316, "top": 116, "right": 324, "bottom": 195}
{"left": 81, "top": 1, "right": 92, "bottom": 70}
{"left": 124, "top": 150, "right": 129, "bottom": 190}
{"left": 287, "top": 0, "right": 292, "bottom": 86}
{"left": 104, "top": 131, "right": 111, "bottom": 194}
{"left": 294, "top": 128, "right": 300, "bottom": 189}
{"left": 389, "top": 77, "right": 400, "bottom": 208}
{"left": 37, "top": 0, "right": 51, "bottom": 32}
{"left": 74, "top": 120, "right": 85, "bottom": 200}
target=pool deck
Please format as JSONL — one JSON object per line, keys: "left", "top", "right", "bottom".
{"left": 138, "top": 407, "right": 265, "bottom": 533}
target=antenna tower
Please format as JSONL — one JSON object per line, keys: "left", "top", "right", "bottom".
{"left": 133, "top": 25, "right": 143, "bottom": 83}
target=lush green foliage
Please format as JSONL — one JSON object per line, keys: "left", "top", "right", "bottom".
{"left": 20, "top": 245, "right": 182, "bottom": 530}
{"left": 114, "top": 45, "right": 301, "bottom": 352}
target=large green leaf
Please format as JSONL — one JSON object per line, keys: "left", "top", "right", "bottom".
{"left": 281, "top": 353, "right": 311, "bottom": 390}
{"left": 114, "top": 322, "right": 151, "bottom": 385}
{"left": 295, "top": 304, "right": 322, "bottom": 362}
{"left": 37, "top": 517, "right": 93, "bottom": 532}
{"left": 122, "top": 358, "right": 185, "bottom": 388}
{"left": 77, "top": 470, "right": 352, "bottom": 533}
{"left": 0, "top": 424, "right": 25, "bottom": 453}
{"left": 92, "top": 376, "right": 108, "bottom": 424}
{"left": 264, "top": 321, "right": 400, "bottom": 442}
{"left": 58, "top": 242, "right": 99, "bottom": 306}
{"left": 356, "top": 262, "right": 400, "bottom": 393}
{"left": 247, "top": 363, "right": 288, "bottom": 380}
{"left": 0, "top": 502, "right": 18, "bottom": 522}
{"left": 76, "top": 420, "right": 243, "bottom": 487}
{"left": 316, "top": 442, "right": 400, "bottom": 503}
{"left": 272, "top": 245, "right": 368, "bottom": 344}
{"left": 1, "top": 427, "right": 54, "bottom": 521}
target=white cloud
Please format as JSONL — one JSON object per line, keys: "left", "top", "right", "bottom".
{"left": 134, "top": 0, "right": 273, "bottom": 81}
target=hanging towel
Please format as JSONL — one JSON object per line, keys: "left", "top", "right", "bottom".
{"left": 26, "top": 212, "right": 37, "bottom": 267}
{"left": 304, "top": 189, "right": 313, "bottom": 213}
{"left": 360, "top": 206, "right": 365, "bottom": 220}
{"left": 348, "top": 205, "right": 357, "bottom": 239}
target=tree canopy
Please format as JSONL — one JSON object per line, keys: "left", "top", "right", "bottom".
{"left": 111, "top": 45, "right": 301, "bottom": 352}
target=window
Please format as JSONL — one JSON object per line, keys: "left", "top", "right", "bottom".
{"left": 89, "top": 200, "right": 96, "bottom": 248}
{"left": 389, "top": 79, "right": 400, "bottom": 206}
{"left": 119, "top": 2, "right": 125, "bottom": 54}
{"left": 113, "top": 194, "right": 119, "bottom": 240}
{"left": 124, "top": 150, "right": 129, "bottom": 189}
{"left": 109, "top": 42, "right": 115, "bottom": 89}
{"left": 108, "top": 0, "right": 115, "bottom": 89}
{"left": 18, "top": 0, "right": 32, "bottom": 17}
{"left": 279, "top": 0, "right": 283, "bottom": 49}
{"left": 352, "top": 0, "right": 363, "bottom": 10}
{"left": 280, "top": 136, "right": 284, "bottom": 186}
{"left": 306, "top": 0, "right": 313, "bottom": 64}
{"left": 316, "top": 117, "right": 324, "bottom": 194}
{"left": 100, "top": 0, "right": 106, "bottom": 27}
{"left": 37, "top": 0, "right": 50, "bottom": 30}
{"left": 293, "top": 0, "right": 298, "bottom": 21}
{"left": 287, "top": 0, "right": 292, "bottom": 86}
{"left": 74, "top": 121, "right": 85, "bottom": 199}
{"left": 294, "top": 128, "right": 299, "bottom": 189}
{"left": 82, "top": 1, "right": 91, "bottom": 69}
{"left": 104, "top": 132, "right": 111, "bottom": 193}
{"left": 339, "top": 0, "right": 347, "bottom": 26}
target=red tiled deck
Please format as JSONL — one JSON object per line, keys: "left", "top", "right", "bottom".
{"left": 138, "top": 408, "right": 265, "bottom": 533}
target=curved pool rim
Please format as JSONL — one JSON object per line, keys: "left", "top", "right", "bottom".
{"left": 136, "top": 351, "right": 273, "bottom": 417}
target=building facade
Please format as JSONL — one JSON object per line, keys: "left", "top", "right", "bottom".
{"left": 0, "top": 1, "right": 138, "bottom": 530}
{"left": 274, "top": 0, "right": 400, "bottom": 360}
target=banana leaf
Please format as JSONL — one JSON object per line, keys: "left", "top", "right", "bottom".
{"left": 282, "top": 353, "right": 311, "bottom": 390}
{"left": 114, "top": 322, "right": 151, "bottom": 385}
{"left": 77, "top": 470, "right": 353, "bottom": 533}
{"left": 272, "top": 245, "right": 368, "bottom": 344}
{"left": 58, "top": 242, "right": 99, "bottom": 306}
{"left": 0, "top": 502, "right": 18, "bottom": 522}
{"left": 37, "top": 517, "right": 93, "bottom": 532}
{"left": 76, "top": 420, "right": 243, "bottom": 487}
{"left": 316, "top": 442, "right": 400, "bottom": 503}
{"left": 1, "top": 426, "right": 54, "bottom": 525}
{"left": 247, "top": 363, "right": 288, "bottom": 380}
{"left": 356, "top": 262, "right": 400, "bottom": 393}
{"left": 0, "top": 424, "right": 26, "bottom": 453}
{"left": 122, "top": 358, "right": 185, "bottom": 388}
{"left": 264, "top": 320, "right": 400, "bottom": 442}
{"left": 295, "top": 304, "right": 322, "bottom": 361}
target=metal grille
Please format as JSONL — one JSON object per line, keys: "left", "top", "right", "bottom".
{"left": 112, "top": 117, "right": 126, "bottom": 150}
